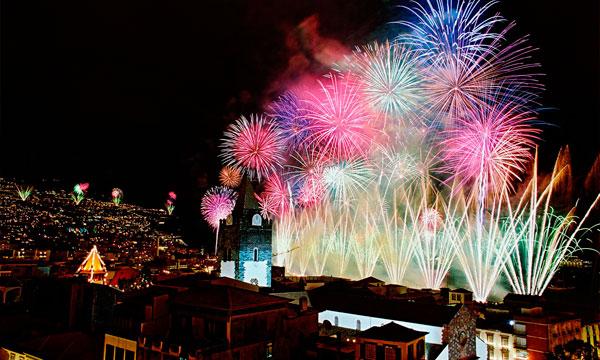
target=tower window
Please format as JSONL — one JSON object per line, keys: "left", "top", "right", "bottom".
{"left": 253, "top": 247, "right": 259, "bottom": 262}
{"left": 226, "top": 214, "right": 233, "bottom": 225}
{"left": 251, "top": 214, "right": 262, "bottom": 226}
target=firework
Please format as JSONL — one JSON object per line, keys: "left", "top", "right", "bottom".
{"left": 268, "top": 92, "right": 312, "bottom": 150}
{"left": 165, "top": 192, "right": 176, "bottom": 215}
{"left": 72, "top": 183, "right": 89, "bottom": 205}
{"left": 111, "top": 188, "right": 123, "bottom": 206}
{"left": 339, "top": 41, "right": 423, "bottom": 125}
{"left": 397, "top": 0, "right": 542, "bottom": 123}
{"left": 447, "top": 184, "right": 522, "bottom": 303}
{"left": 201, "top": 186, "right": 238, "bottom": 254}
{"left": 322, "top": 157, "right": 373, "bottom": 205}
{"left": 256, "top": 173, "right": 292, "bottom": 219}
{"left": 219, "top": 166, "right": 243, "bottom": 188}
{"left": 302, "top": 73, "right": 376, "bottom": 160}
{"left": 503, "top": 152, "right": 600, "bottom": 296}
{"left": 15, "top": 184, "right": 33, "bottom": 201}
{"left": 220, "top": 114, "right": 285, "bottom": 181}
{"left": 440, "top": 100, "right": 540, "bottom": 196}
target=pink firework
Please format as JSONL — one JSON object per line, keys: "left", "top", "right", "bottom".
{"left": 256, "top": 193, "right": 280, "bottom": 220}
{"left": 220, "top": 114, "right": 285, "bottom": 181}
{"left": 79, "top": 183, "right": 90, "bottom": 192}
{"left": 296, "top": 177, "right": 325, "bottom": 208}
{"left": 441, "top": 100, "right": 540, "bottom": 194}
{"left": 201, "top": 186, "right": 237, "bottom": 230}
{"left": 219, "top": 166, "right": 243, "bottom": 188}
{"left": 263, "top": 173, "right": 293, "bottom": 217}
{"left": 168, "top": 192, "right": 176, "bottom": 200}
{"left": 302, "top": 73, "right": 376, "bottom": 160}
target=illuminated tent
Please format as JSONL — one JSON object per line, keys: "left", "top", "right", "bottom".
{"left": 76, "top": 245, "right": 107, "bottom": 284}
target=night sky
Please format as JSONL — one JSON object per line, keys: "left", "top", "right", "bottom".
{"left": 1, "top": 0, "right": 598, "bottom": 247}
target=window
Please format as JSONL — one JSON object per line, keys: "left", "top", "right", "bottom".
{"left": 226, "top": 214, "right": 233, "bottom": 225}
{"left": 356, "top": 320, "right": 361, "bottom": 331}
{"left": 365, "top": 344, "right": 376, "bottom": 360}
{"left": 266, "top": 342, "right": 273, "bottom": 358}
{"left": 125, "top": 350, "right": 135, "bottom": 360}
{"left": 105, "top": 345, "right": 115, "bottom": 360}
{"left": 384, "top": 346, "right": 395, "bottom": 360}
{"left": 501, "top": 335, "right": 509, "bottom": 347}
{"left": 115, "top": 347, "right": 124, "bottom": 360}
{"left": 501, "top": 349, "right": 509, "bottom": 360}
{"left": 252, "top": 214, "right": 262, "bottom": 226}
{"left": 417, "top": 339, "right": 425, "bottom": 358}
{"left": 334, "top": 316, "right": 339, "bottom": 327}
{"left": 225, "top": 248, "right": 232, "bottom": 261}
{"left": 253, "top": 247, "right": 259, "bottom": 261}
{"left": 487, "top": 334, "right": 494, "bottom": 344}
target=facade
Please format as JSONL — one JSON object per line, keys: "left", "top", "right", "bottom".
{"left": 447, "top": 288, "right": 472, "bottom": 305}
{"left": 355, "top": 322, "right": 427, "bottom": 360}
{"left": 582, "top": 322, "right": 600, "bottom": 358}
{"left": 110, "top": 277, "right": 318, "bottom": 360}
{"left": 514, "top": 307, "right": 582, "bottom": 360}
{"left": 218, "top": 179, "right": 272, "bottom": 287}
{"left": 477, "top": 329, "right": 517, "bottom": 360}
{"left": 309, "top": 281, "right": 487, "bottom": 360}
{"left": 104, "top": 334, "right": 137, "bottom": 360}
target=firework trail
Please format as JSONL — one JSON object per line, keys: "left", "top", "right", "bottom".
{"left": 220, "top": 114, "right": 285, "bottom": 181}
{"left": 503, "top": 152, "right": 600, "bottom": 295}
{"left": 201, "top": 186, "right": 238, "bottom": 255}
{"left": 15, "top": 184, "right": 33, "bottom": 201}
{"left": 111, "top": 188, "right": 123, "bottom": 206}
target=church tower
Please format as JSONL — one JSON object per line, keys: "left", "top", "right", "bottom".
{"left": 218, "top": 178, "right": 272, "bottom": 287}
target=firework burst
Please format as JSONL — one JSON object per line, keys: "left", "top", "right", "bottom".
{"left": 268, "top": 92, "right": 312, "bottom": 151}
{"left": 220, "top": 114, "right": 285, "bottom": 181}
{"left": 339, "top": 41, "right": 424, "bottom": 124}
{"left": 72, "top": 183, "right": 89, "bottom": 205}
{"left": 111, "top": 188, "right": 123, "bottom": 206}
{"left": 15, "top": 184, "right": 33, "bottom": 201}
{"left": 165, "top": 192, "right": 176, "bottom": 215}
{"left": 440, "top": 100, "right": 540, "bottom": 196}
{"left": 219, "top": 166, "right": 243, "bottom": 188}
{"left": 302, "top": 73, "right": 376, "bottom": 160}
{"left": 201, "top": 186, "right": 238, "bottom": 254}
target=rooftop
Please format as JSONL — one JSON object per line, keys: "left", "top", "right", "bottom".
{"left": 360, "top": 322, "right": 428, "bottom": 343}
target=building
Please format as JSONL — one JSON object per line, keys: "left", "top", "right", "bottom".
{"left": 513, "top": 306, "right": 582, "bottom": 360}
{"left": 476, "top": 307, "right": 519, "bottom": 360}
{"left": 103, "top": 333, "right": 137, "bottom": 360}
{"left": 76, "top": 245, "right": 107, "bottom": 284}
{"left": 581, "top": 322, "right": 600, "bottom": 358}
{"left": 447, "top": 288, "right": 472, "bottom": 305}
{"left": 308, "top": 280, "right": 487, "bottom": 360}
{"left": 218, "top": 179, "right": 273, "bottom": 287}
{"left": 355, "top": 322, "right": 427, "bottom": 360}
{"left": 110, "top": 276, "right": 318, "bottom": 360}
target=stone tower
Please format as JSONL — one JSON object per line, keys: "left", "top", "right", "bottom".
{"left": 217, "top": 178, "right": 272, "bottom": 287}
